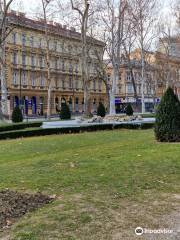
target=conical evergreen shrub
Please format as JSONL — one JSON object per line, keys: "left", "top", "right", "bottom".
{"left": 12, "top": 106, "right": 23, "bottom": 123}
{"left": 125, "top": 103, "right": 133, "bottom": 116}
{"left": 155, "top": 87, "right": 180, "bottom": 142}
{"left": 97, "top": 102, "right": 106, "bottom": 117}
{"left": 60, "top": 103, "right": 71, "bottom": 120}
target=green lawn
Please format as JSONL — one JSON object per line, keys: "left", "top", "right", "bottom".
{"left": 0, "top": 130, "right": 179, "bottom": 240}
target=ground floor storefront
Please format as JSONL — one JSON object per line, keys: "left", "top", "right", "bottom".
{"left": 114, "top": 96, "right": 160, "bottom": 113}
{"left": 6, "top": 89, "right": 107, "bottom": 117}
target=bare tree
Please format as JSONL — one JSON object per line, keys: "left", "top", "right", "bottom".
{"left": 70, "top": 0, "right": 92, "bottom": 115}
{"left": 41, "top": 0, "right": 54, "bottom": 120}
{"left": 156, "top": 4, "right": 180, "bottom": 89}
{"left": 122, "top": 14, "right": 138, "bottom": 103}
{"left": 129, "top": 0, "right": 158, "bottom": 113}
{"left": 0, "top": 0, "right": 15, "bottom": 120}
{"left": 173, "top": 0, "right": 180, "bottom": 34}
{"left": 93, "top": 48, "right": 111, "bottom": 113}
{"left": 101, "top": 0, "right": 128, "bottom": 115}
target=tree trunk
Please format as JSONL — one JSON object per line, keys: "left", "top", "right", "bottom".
{"left": 0, "top": 44, "right": 8, "bottom": 120}
{"left": 83, "top": 83, "right": 91, "bottom": 114}
{"left": 105, "top": 84, "right": 110, "bottom": 114}
{"left": 130, "top": 68, "right": 138, "bottom": 101}
{"left": 141, "top": 49, "right": 145, "bottom": 114}
{"left": 47, "top": 80, "right": 52, "bottom": 119}
{"left": 110, "top": 66, "right": 119, "bottom": 115}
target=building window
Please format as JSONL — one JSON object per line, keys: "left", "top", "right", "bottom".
{"left": 107, "top": 74, "right": 111, "bottom": 82}
{"left": 127, "top": 84, "right": 133, "bottom": 94}
{"left": 40, "top": 74, "right": 45, "bottom": 86}
{"left": 75, "top": 63, "right": 78, "bottom": 74}
{"left": 98, "top": 79, "right": 102, "bottom": 91}
{"left": 22, "top": 71, "right": 26, "bottom": 85}
{"left": 62, "top": 60, "right": 65, "bottom": 72}
{"left": 31, "top": 55, "right": 35, "bottom": 67}
{"left": 69, "top": 63, "right": 73, "bottom": 73}
{"left": 31, "top": 72, "right": 36, "bottom": 86}
{"left": 68, "top": 45, "right": 72, "bottom": 53}
{"left": 75, "top": 75, "right": 79, "bottom": 89}
{"left": 22, "top": 52, "right": 26, "bottom": 66}
{"left": 62, "top": 77, "right": 65, "bottom": 89}
{"left": 39, "top": 38, "right": 42, "bottom": 48}
{"left": 93, "top": 79, "right": 96, "bottom": 91}
{"left": 12, "top": 52, "right": 17, "bottom": 65}
{"left": 61, "top": 41, "right": 64, "bottom": 52}
{"left": 69, "top": 76, "right": 72, "bottom": 89}
{"left": 54, "top": 41, "right": 57, "bottom": 51}
{"left": 30, "top": 36, "right": 34, "bottom": 48}
{"left": 126, "top": 72, "right": 131, "bottom": 81}
{"left": 22, "top": 33, "right": 26, "bottom": 47}
{"left": 39, "top": 56, "right": 43, "bottom": 69}
{"left": 55, "top": 58, "right": 58, "bottom": 69}
{"left": 12, "top": 32, "right": 17, "bottom": 44}
{"left": 75, "top": 97, "right": 79, "bottom": 112}
{"left": 13, "top": 71, "right": 18, "bottom": 85}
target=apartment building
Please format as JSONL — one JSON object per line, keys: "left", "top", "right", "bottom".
{"left": 106, "top": 38, "right": 180, "bottom": 113}
{"left": 106, "top": 58, "right": 156, "bottom": 113}
{"left": 3, "top": 11, "right": 106, "bottom": 116}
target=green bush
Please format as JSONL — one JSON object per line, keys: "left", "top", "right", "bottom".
{"left": 0, "top": 122, "right": 42, "bottom": 133}
{"left": 12, "top": 106, "right": 23, "bottom": 123}
{"left": 60, "top": 103, "right": 71, "bottom": 120}
{"left": 125, "top": 103, "right": 134, "bottom": 116}
{"left": 155, "top": 87, "right": 180, "bottom": 142}
{"left": 97, "top": 102, "right": 106, "bottom": 117}
{"left": 0, "top": 122, "right": 154, "bottom": 140}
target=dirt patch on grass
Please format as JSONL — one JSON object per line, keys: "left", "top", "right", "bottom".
{"left": 0, "top": 189, "right": 53, "bottom": 229}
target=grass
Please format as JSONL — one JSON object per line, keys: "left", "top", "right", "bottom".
{"left": 0, "top": 129, "right": 179, "bottom": 239}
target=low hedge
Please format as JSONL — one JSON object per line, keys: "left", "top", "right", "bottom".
{"left": 141, "top": 113, "right": 156, "bottom": 118}
{"left": 0, "top": 122, "right": 42, "bottom": 133}
{"left": 0, "top": 122, "right": 154, "bottom": 140}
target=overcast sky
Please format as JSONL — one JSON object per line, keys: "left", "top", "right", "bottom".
{"left": 11, "top": 0, "right": 172, "bottom": 17}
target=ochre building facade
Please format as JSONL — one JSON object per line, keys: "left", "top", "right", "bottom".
{"left": 4, "top": 11, "right": 106, "bottom": 116}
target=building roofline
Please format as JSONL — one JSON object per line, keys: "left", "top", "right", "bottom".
{"left": 7, "top": 11, "right": 104, "bottom": 47}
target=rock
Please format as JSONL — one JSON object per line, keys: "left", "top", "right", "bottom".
{"left": 137, "top": 115, "right": 143, "bottom": 120}
{"left": 88, "top": 116, "right": 103, "bottom": 123}
{"left": 75, "top": 116, "right": 85, "bottom": 123}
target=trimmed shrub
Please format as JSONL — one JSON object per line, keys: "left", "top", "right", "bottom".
{"left": 97, "top": 102, "right": 106, "bottom": 117}
{"left": 12, "top": 106, "right": 23, "bottom": 123}
{"left": 155, "top": 87, "right": 180, "bottom": 142}
{"left": 125, "top": 103, "right": 134, "bottom": 116}
{"left": 0, "top": 122, "right": 154, "bottom": 140}
{"left": 60, "top": 103, "right": 71, "bottom": 120}
{"left": 0, "top": 122, "right": 42, "bottom": 133}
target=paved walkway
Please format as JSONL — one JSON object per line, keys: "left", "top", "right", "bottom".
{"left": 42, "top": 118, "right": 155, "bottom": 129}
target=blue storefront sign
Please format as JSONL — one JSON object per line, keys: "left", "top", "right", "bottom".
{"left": 115, "top": 97, "right": 121, "bottom": 104}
